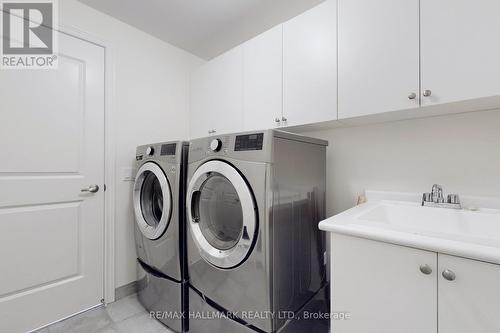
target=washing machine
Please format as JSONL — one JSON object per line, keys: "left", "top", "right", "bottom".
{"left": 186, "top": 130, "right": 328, "bottom": 333}
{"left": 133, "top": 141, "right": 188, "bottom": 333}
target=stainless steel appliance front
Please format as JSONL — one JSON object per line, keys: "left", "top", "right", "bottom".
{"left": 133, "top": 141, "right": 189, "bottom": 333}
{"left": 186, "top": 130, "right": 328, "bottom": 333}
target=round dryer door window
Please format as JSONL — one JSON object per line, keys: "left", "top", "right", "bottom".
{"left": 134, "top": 162, "right": 172, "bottom": 240}
{"left": 187, "top": 160, "right": 257, "bottom": 269}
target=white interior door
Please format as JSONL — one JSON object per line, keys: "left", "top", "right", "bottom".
{"left": 0, "top": 30, "right": 105, "bottom": 333}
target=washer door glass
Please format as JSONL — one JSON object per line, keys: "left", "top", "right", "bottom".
{"left": 140, "top": 171, "right": 164, "bottom": 227}
{"left": 197, "top": 174, "right": 243, "bottom": 250}
{"left": 134, "top": 162, "right": 172, "bottom": 240}
{"left": 188, "top": 160, "right": 257, "bottom": 269}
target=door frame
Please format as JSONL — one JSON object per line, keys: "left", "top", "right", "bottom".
{"left": 55, "top": 23, "right": 117, "bottom": 304}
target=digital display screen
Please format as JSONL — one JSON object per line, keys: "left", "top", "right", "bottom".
{"left": 234, "top": 133, "right": 264, "bottom": 151}
{"left": 160, "top": 143, "right": 177, "bottom": 156}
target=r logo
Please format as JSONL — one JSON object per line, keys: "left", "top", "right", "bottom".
{"left": 2, "top": 2, "right": 53, "bottom": 54}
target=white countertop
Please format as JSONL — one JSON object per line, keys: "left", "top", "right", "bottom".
{"left": 319, "top": 191, "right": 500, "bottom": 265}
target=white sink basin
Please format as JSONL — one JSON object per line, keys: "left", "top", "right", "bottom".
{"left": 319, "top": 192, "right": 500, "bottom": 264}
{"left": 358, "top": 202, "right": 500, "bottom": 245}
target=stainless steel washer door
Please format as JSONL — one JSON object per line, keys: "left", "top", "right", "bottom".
{"left": 134, "top": 162, "right": 172, "bottom": 240}
{"left": 187, "top": 160, "right": 257, "bottom": 269}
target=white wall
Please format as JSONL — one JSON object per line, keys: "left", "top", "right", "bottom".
{"left": 305, "top": 110, "right": 500, "bottom": 217}
{"left": 59, "top": 0, "right": 204, "bottom": 288}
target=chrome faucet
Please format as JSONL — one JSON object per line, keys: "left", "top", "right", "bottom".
{"left": 422, "top": 184, "right": 461, "bottom": 209}
{"left": 431, "top": 184, "right": 444, "bottom": 203}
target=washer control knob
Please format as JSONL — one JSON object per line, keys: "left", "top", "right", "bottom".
{"left": 210, "top": 139, "right": 222, "bottom": 152}
{"left": 146, "top": 146, "right": 155, "bottom": 156}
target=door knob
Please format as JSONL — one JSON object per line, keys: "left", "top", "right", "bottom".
{"left": 423, "top": 89, "right": 432, "bottom": 97}
{"left": 408, "top": 92, "right": 417, "bottom": 100}
{"left": 442, "top": 269, "right": 456, "bottom": 281}
{"left": 81, "top": 185, "right": 100, "bottom": 193}
{"left": 419, "top": 264, "right": 432, "bottom": 275}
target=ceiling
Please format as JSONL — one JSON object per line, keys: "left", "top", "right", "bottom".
{"left": 78, "top": 0, "right": 325, "bottom": 60}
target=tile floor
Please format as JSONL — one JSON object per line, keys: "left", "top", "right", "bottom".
{"left": 33, "top": 294, "right": 173, "bottom": 333}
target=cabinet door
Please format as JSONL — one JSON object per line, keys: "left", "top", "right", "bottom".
{"left": 421, "top": 0, "right": 500, "bottom": 106}
{"left": 283, "top": 0, "right": 337, "bottom": 127}
{"left": 206, "top": 46, "right": 244, "bottom": 136}
{"left": 243, "top": 25, "right": 283, "bottom": 131}
{"left": 331, "top": 234, "right": 437, "bottom": 333}
{"left": 338, "top": 0, "right": 419, "bottom": 119}
{"left": 438, "top": 254, "right": 500, "bottom": 333}
{"left": 190, "top": 64, "right": 214, "bottom": 139}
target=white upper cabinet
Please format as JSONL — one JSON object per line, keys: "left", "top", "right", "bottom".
{"left": 283, "top": 0, "right": 337, "bottom": 127}
{"left": 209, "top": 46, "right": 244, "bottom": 136}
{"left": 420, "top": 0, "right": 500, "bottom": 106}
{"left": 190, "top": 0, "right": 500, "bottom": 133}
{"left": 243, "top": 25, "right": 283, "bottom": 131}
{"left": 190, "top": 64, "right": 215, "bottom": 139}
{"left": 190, "top": 46, "right": 244, "bottom": 138}
{"left": 338, "top": 0, "right": 420, "bottom": 119}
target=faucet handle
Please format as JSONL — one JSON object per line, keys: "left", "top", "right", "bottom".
{"left": 448, "top": 194, "right": 460, "bottom": 205}
{"left": 431, "top": 184, "right": 444, "bottom": 203}
{"left": 431, "top": 184, "right": 443, "bottom": 193}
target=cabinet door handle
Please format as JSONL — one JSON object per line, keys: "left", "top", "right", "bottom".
{"left": 442, "top": 269, "right": 456, "bottom": 281}
{"left": 419, "top": 264, "right": 432, "bottom": 275}
{"left": 408, "top": 92, "right": 417, "bottom": 100}
{"left": 275, "top": 118, "right": 281, "bottom": 123}
{"left": 281, "top": 116, "right": 287, "bottom": 122}
{"left": 423, "top": 89, "right": 432, "bottom": 97}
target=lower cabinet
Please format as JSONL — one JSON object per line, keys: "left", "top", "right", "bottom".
{"left": 331, "top": 234, "right": 437, "bottom": 333}
{"left": 438, "top": 254, "right": 500, "bottom": 333}
{"left": 331, "top": 234, "right": 500, "bottom": 333}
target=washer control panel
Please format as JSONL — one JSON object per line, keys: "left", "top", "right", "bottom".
{"left": 145, "top": 146, "right": 155, "bottom": 156}
{"left": 136, "top": 142, "right": 180, "bottom": 163}
{"left": 160, "top": 143, "right": 177, "bottom": 156}
{"left": 210, "top": 139, "right": 222, "bottom": 152}
{"left": 234, "top": 133, "right": 264, "bottom": 151}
